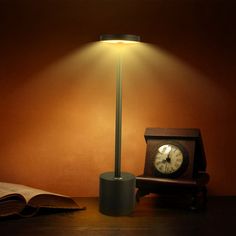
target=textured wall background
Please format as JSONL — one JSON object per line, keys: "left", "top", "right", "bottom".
{"left": 0, "top": 0, "right": 235, "bottom": 196}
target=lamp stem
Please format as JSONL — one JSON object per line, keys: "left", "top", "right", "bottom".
{"left": 114, "top": 54, "right": 122, "bottom": 178}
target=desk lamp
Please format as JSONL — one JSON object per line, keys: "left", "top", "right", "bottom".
{"left": 99, "top": 34, "right": 140, "bottom": 216}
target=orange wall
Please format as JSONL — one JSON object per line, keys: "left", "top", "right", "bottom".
{"left": 0, "top": 0, "right": 235, "bottom": 196}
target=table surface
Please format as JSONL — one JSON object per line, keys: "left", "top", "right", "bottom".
{"left": 0, "top": 196, "right": 235, "bottom": 236}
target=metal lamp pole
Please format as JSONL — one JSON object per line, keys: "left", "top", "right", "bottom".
{"left": 99, "top": 34, "right": 140, "bottom": 216}
{"left": 115, "top": 54, "right": 122, "bottom": 178}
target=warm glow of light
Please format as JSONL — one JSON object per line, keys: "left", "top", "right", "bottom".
{"left": 101, "top": 40, "right": 140, "bottom": 44}
{"left": 100, "top": 34, "right": 140, "bottom": 44}
{"left": 0, "top": 40, "right": 224, "bottom": 197}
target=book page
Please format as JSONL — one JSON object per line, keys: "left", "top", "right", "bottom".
{"left": 0, "top": 199, "right": 26, "bottom": 217}
{"left": 0, "top": 182, "right": 84, "bottom": 217}
{"left": 0, "top": 182, "right": 66, "bottom": 203}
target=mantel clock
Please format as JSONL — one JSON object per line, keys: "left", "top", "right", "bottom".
{"left": 136, "top": 128, "right": 210, "bottom": 210}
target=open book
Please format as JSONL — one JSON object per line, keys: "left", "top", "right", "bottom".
{"left": 0, "top": 182, "right": 85, "bottom": 217}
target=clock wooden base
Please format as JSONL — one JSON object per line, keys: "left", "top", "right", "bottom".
{"left": 136, "top": 172, "right": 209, "bottom": 210}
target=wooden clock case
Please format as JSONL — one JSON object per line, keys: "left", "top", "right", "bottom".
{"left": 136, "top": 128, "right": 210, "bottom": 210}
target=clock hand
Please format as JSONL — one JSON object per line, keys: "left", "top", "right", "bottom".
{"left": 161, "top": 152, "right": 171, "bottom": 164}
{"left": 166, "top": 148, "right": 172, "bottom": 163}
{"left": 161, "top": 156, "right": 167, "bottom": 163}
{"left": 165, "top": 162, "right": 168, "bottom": 173}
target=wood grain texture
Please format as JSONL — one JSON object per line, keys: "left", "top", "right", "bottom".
{"left": 0, "top": 197, "right": 235, "bottom": 236}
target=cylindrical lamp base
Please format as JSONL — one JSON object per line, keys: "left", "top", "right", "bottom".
{"left": 99, "top": 172, "right": 136, "bottom": 216}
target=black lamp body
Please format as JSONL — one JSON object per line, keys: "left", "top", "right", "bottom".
{"left": 99, "top": 172, "right": 135, "bottom": 216}
{"left": 99, "top": 34, "right": 139, "bottom": 216}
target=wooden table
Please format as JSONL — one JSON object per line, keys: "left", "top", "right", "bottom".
{"left": 0, "top": 197, "right": 235, "bottom": 235}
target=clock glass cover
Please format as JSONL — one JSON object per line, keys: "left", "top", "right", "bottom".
{"left": 154, "top": 144, "right": 185, "bottom": 175}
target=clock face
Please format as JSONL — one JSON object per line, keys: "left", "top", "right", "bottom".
{"left": 154, "top": 144, "right": 186, "bottom": 176}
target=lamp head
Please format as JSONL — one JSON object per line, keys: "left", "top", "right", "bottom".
{"left": 100, "top": 34, "right": 140, "bottom": 44}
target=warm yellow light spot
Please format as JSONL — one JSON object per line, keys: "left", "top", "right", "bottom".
{"left": 100, "top": 34, "right": 140, "bottom": 44}
{"left": 101, "top": 40, "right": 140, "bottom": 44}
